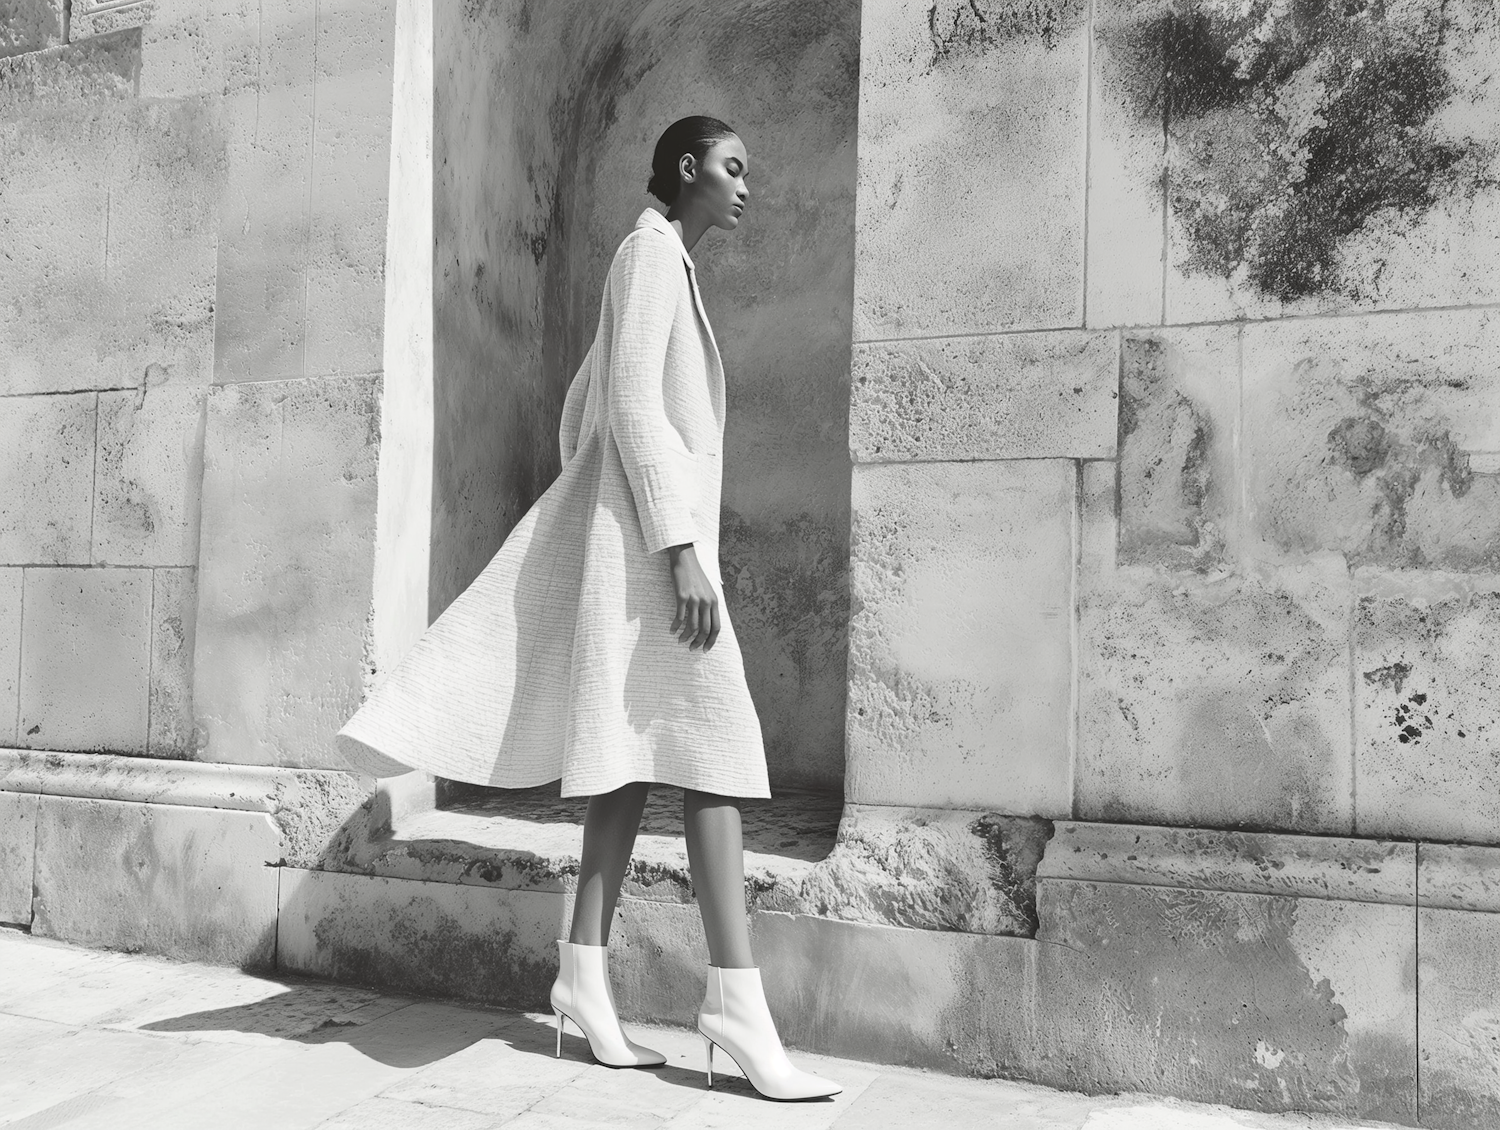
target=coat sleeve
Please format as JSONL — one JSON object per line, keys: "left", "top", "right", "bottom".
{"left": 605, "top": 229, "right": 698, "bottom": 554}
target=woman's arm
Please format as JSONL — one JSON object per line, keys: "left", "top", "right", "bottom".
{"left": 606, "top": 229, "right": 698, "bottom": 555}
{"left": 607, "top": 230, "right": 719, "bottom": 650}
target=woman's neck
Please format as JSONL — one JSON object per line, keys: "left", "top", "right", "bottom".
{"left": 666, "top": 205, "right": 709, "bottom": 253}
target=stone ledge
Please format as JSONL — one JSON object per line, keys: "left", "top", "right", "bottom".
{"left": 1418, "top": 842, "right": 1500, "bottom": 913}
{"left": 323, "top": 788, "right": 1051, "bottom": 938}
{"left": 0, "top": 749, "right": 369, "bottom": 865}
{"left": 1039, "top": 820, "right": 1415, "bottom": 905}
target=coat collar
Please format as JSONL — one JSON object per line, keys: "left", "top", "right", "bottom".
{"left": 633, "top": 208, "right": 723, "bottom": 427}
{"left": 635, "top": 207, "right": 695, "bottom": 271}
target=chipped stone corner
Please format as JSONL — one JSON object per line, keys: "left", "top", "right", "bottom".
{"left": 800, "top": 802, "right": 1054, "bottom": 937}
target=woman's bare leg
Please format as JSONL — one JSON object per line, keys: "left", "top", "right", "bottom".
{"left": 569, "top": 782, "right": 651, "bottom": 946}
{"left": 684, "top": 789, "right": 754, "bottom": 968}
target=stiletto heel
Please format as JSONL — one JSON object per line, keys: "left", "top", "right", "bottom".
{"left": 548, "top": 940, "right": 666, "bottom": 1068}
{"left": 703, "top": 1034, "right": 715, "bottom": 1087}
{"left": 696, "top": 966, "right": 841, "bottom": 1101}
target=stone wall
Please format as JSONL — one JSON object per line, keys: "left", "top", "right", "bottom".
{"left": 0, "top": 0, "right": 401, "bottom": 771}
{"left": 432, "top": 0, "right": 859, "bottom": 790}
{"left": 849, "top": 0, "right": 1500, "bottom": 842}
{"left": 845, "top": 0, "right": 1500, "bottom": 1123}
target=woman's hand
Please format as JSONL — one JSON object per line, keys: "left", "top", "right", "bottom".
{"left": 668, "top": 543, "right": 720, "bottom": 651}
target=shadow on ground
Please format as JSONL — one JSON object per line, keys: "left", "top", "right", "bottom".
{"left": 140, "top": 985, "right": 772, "bottom": 1096}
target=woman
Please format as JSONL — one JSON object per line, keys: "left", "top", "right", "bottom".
{"left": 336, "top": 116, "right": 840, "bottom": 1102}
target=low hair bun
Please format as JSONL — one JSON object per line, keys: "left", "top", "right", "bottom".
{"left": 646, "top": 168, "right": 677, "bottom": 205}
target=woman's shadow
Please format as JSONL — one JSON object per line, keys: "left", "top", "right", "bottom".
{"left": 140, "top": 984, "right": 755, "bottom": 1095}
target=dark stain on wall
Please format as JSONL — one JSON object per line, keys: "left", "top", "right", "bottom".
{"left": 1392, "top": 690, "right": 1433, "bottom": 744}
{"left": 1117, "top": 337, "right": 1222, "bottom": 568}
{"left": 1103, "top": 0, "right": 1496, "bottom": 300}
{"left": 968, "top": 813, "right": 1052, "bottom": 936}
{"left": 1362, "top": 660, "right": 1412, "bottom": 696}
{"left": 927, "top": 0, "right": 1087, "bottom": 62}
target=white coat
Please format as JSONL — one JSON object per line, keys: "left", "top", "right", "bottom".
{"left": 336, "top": 208, "right": 771, "bottom": 798}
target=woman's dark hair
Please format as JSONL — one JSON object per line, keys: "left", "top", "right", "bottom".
{"left": 647, "top": 116, "right": 737, "bottom": 205}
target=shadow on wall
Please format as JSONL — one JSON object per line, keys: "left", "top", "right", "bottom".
{"left": 432, "top": 0, "right": 860, "bottom": 792}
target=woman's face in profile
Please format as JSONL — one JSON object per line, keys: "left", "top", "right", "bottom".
{"left": 682, "top": 135, "right": 749, "bottom": 230}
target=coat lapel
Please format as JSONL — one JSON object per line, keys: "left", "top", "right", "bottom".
{"left": 635, "top": 209, "right": 725, "bottom": 429}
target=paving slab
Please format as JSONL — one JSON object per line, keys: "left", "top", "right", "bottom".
{"left": 0, "top": 929, "right": 1401, "bottom": 1130}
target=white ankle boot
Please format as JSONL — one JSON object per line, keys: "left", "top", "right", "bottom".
{"left": 549, "top": 940, "right": 666, "bottom": 1068}
{"left": 697, "top": 966, "right": 841, "bottom": 1100}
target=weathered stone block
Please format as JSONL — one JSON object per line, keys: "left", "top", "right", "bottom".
{"left": 1035, "top": 879, "right": 1416, "bottom": 1123}
{"left": 1417, "top": 905, "right": 1500, "bottom": 1129}
{"left": 19, "top": 567, "right": 151, "bottom": 753}
{"left": 302, "top": 0, "right": 394, "bottom": 378}
{"left": 97, "top": 93, "right": 221, "bottom": 389}
{"left": 853, "top": 0, "right": 1088, "bottom": 339}
{"left": 1086, "top": 0, "right": 1166, "bottom": 327}
{"left": 0, "top": 790, "right": 37, "bottom": 926}
{"left": 1242, "top": 310, "right": 1500, "bottom": 571}
{"left": 276, "top": 867, "right": 565, "bottom": 1008}
{"left": 0, "top": 0, "right": 65, "bottom": 59}
{"left": 0, "top": 169, "right": 109, "bottom": 396}
{"left": 751, "top": 908, "right": 1035, "bottom": 1075}
{"left": 304, "top": 76, "right": 392, "bottom": 379}
{"left": 849, "top": 331, "right": 1117, "bottom": 462}
{"left": 149, "top": 566, "right": 198, "bottom": 757}
{"left": 93, "top": 386, "right": 207, "bottom": 567}
{"left": 1078, "top": 563, "right": 1355, "bottom": 834}
{"left": 32, "top": 795, "right": 280, "bottom": 967}
{"left": 1355, "top": 581, "right": 1500, "bottom": 844}
{"left": 213, "top": 82, "right": 313, "bottom": 383}
{"left": 0, "top": 393, "right": 96, "bottom": 564}
{"left": 193, "top": 376, "right": 379, "bottom": 768}
{"left": 800, "top": 803, "right": 1051, "bottom": 936}
{"left": 609, "top": 898, "right": 708, "bottom": 1027}
{"left": 1116, "top": 327, "right": 1238, "bottom": 569}
{"left": 0, "top": 568, "right": 18, "bottom": 745}
{"left": 846, "top": 460, "right": 1074, "bottom": 814}
{"left": 131, "top": 1, "right": 224, "bottom": 100}
{"left": 0, "top": 32, "right": 218, "bottom": 395}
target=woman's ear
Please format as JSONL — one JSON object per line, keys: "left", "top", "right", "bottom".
{"left": 678, "top": 152, "right": 697, "bottom": 186}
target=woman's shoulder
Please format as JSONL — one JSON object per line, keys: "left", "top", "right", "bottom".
{"left": 611, "top": 212, "right": 687, "bottom": 271}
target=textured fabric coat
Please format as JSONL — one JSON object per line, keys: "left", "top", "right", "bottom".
{"left": 336, "top": 209, "right": 770, "bottom": 798}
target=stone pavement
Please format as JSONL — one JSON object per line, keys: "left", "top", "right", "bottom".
{"left": 0, "top": 929, "right": 1397, "bottom": 1130}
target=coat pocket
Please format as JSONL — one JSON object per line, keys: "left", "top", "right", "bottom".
{"left": 660, "top": 441, "right": 720, "bottom": 537}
